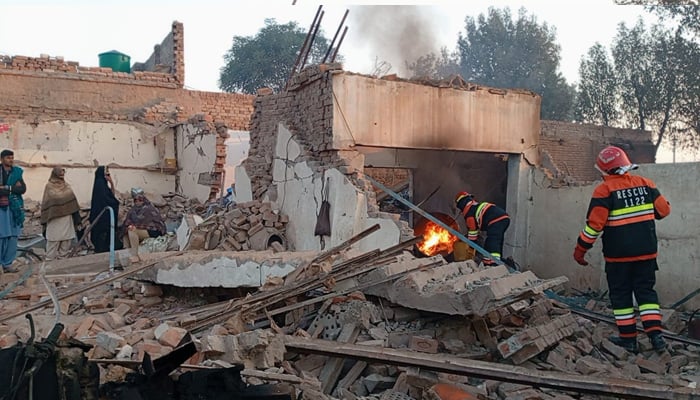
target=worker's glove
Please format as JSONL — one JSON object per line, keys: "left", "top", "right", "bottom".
{"left": 573, "top": 244, "right": 589, "bottom": 266}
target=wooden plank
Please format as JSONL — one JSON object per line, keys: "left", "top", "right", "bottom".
{"left": 318, "top": 323, "right": 360, "bottom": 394}
{"left": 472, "top": 318, "right": 497, "bottom": 351}
{"left": 240, "top": 369, "right": 305, "bottom": 384}
{"left": 283, "top": 336, "right": 700, "bottom": 400}
{"left": 333, "top": 361, "right": 367, "bottom": 397}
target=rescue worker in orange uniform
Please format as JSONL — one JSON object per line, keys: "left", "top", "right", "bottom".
{"left": 455, "top": 191, "right": 510, "bottom": 266}
{"left": 574, "top": 146, "right": 671, "bottom": 352}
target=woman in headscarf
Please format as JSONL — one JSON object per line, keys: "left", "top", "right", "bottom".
{"left": 122, "top": 188, "right": 166, "bottom": 260}
{"left": 40, "top": 167, "right": 81, "bottom": 260}
{"left": 89, "top": 166, "right": 120, "bottom": 253}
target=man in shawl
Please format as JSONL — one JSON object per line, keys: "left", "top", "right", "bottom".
{"left": 122, "top": 188, "right": 166, "bottom": 261}
{"left": 89, "top": 166, "right": 120, "bottom": 254}
{"left": 0, "top": 149, "right": 26, "bottom": 272}
{"left": 41, "top": 168, "right": 82, "bottom": 260}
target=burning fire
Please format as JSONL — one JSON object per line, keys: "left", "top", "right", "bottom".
{"left": 417, "top": 222, "right": 458, "bottom": 256}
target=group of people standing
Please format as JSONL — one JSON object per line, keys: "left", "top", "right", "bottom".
{"left": 0, "top": 150, "right": 166, "bottom": 271}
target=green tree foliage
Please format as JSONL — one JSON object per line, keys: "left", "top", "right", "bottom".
{"left": 575, "top": 44, "right": 619, "bottom": 126}
{"left": 405, "top": 47, "right": 460, "bottom": 79}
{"left": 576, "top": 18, "right": 699, "bottom": 153}
{"left": 646, "top": 2, "right": 700, "bottom": 38}
{"left": 454, "top": 7, "right": 575, "bottom": 120}
{"left": 219, "top": 19, "right": 331, "bottom": 94}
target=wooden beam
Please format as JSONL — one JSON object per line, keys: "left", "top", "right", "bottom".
{"left": 283, "top": 336, "right": 700, "bottom": 400}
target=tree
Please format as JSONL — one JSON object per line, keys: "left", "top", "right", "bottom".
{"left": 406, "top": 47, "right": 460, "bottom": 79}
{"left": 575, "top": 44, "right": 619, "bottom": 126}
{"left": 612, "top": 20, "right": 687, "bottom": 151}
{"left": 219, "top": 19, "right": 331, "bottom": 94}
{"left": 454, "top": 7, "right": 576, "bottom": 120}
{"left": 576, "top": 18, "right": 699, "bottom": 155}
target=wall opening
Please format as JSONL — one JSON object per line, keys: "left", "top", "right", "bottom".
{"left": 224, "top": 130, "right": 250, "bottom": 191}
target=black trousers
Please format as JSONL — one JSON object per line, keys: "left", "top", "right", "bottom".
{"left": 484, "top": 218, "right": 510, "bottom": 258}
{"left": 606, "top": 259, "right": 662, "bottom": 338}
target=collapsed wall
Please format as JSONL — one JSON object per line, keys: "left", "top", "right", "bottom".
{"left": 0, "top": 22, "right": 254, "bottom": 203}
{"left": 237, "top": 64, "right": 408, "bottom": 252}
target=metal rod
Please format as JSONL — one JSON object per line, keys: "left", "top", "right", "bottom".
{"left": 107, "top": 206, "right": 115, "bottom": 273}
{"left": 361, "top": 173, "right": 504, "bottom": 266}
{"left": 286, "top": 5, "right": 322, "bottom": 90}
{"left": 301, "top": 10, "right": 324, "bottom": 69}
{"left": 0, "top": 252, "right": 184, "bottom": 324}
{"left": 69, "top": 207, "right": 108, "bottom": 257}
{"left": 323, "top": 9, "right": 349, "bottom": 63}
{"left": 331, "top": 26, "right": 348, "bottom": 63}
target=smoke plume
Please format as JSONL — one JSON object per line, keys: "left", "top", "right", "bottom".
{"left": 349, "top": 5, "right": 440, "bottom": 77}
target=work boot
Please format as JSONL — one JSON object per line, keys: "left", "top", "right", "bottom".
{"left": 648, "top": 333, "right": 667, "bottom": 351}
{"left": 608, "top": 336, "right": 638, "bottom": 353}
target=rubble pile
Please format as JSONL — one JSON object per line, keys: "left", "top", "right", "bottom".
{"left": 185, "top": 199, "right": 289, "bottom": 252}
{"left": 1, "top": 229, "right": 700, "bottom": 399}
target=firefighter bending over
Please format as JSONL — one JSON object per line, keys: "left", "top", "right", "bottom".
{"left": 455, "top": 191, "right": 510, "bottom": 266}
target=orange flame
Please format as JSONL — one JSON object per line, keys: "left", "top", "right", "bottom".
{"left": 417, "top": 222, "right": 458, "bottom": 256}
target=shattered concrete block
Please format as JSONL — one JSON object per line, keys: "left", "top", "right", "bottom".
{"left": 636, "top": 357, "right": 667, "bottom": 375}
{"left": 154, "top": 323, "right": 170, "bottom": 340}
{"left": 575, "top": 356, "right": 608, "bottom": 375}
{"left": 105, "top": 311, "right": 126, "bottom": 329}
{"left": 96, "top": 332, "right": 125, "bottom": 354}
{"left": 113, "top": 303, "right": 132, "bottom": 317}
{"left": 116, "top": 344, "right": 133, "bottom": 360}
{"left": 202, "top": 335, "right": 227, "bottom": 355}
{"left": 363, "top": 374, "right": 396, "bottom": 393}
{"left": 601, "top": 339, "right": 630, "bottom": 360}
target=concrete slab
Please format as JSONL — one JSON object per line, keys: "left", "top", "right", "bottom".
{"left": 141, "top": 250, "right": 317, "bottom": 288}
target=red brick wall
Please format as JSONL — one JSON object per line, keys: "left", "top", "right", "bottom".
{"left": 539, "top": 120, "right": 656, "bottom": 183}
{"left": 244, "top": 64, "right": 380, "bottom": 213}
{"left": 0, "top": 60, "right": 254, "bottom": 199}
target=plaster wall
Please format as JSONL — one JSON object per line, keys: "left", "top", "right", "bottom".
{"left": 270, "top": 124, "right": 400, "bottom": 253}
{"left": 526, "top": 162, "right": 700, "bottom": 310}
{"left": 0, "top": 120, "right": 175, "bottom": 202}
{"left": 176, "top": 124, "right": 217, "bottom": 202}
{"left": 332, "top": 74, "right": 540, "bottom": 158}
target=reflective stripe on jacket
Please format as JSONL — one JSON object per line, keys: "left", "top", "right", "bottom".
{"left": 577, "top": 173, "right": 671, "bottom": 262}
{"left": 462, "top": 201, "right": 509, "bottom": 241}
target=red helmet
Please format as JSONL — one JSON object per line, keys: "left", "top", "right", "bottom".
{"left": 455, "top": 191, "right": 473, "bottom": 206}
{"left": 596, "top": 146, "right": 632, "bottom": 174}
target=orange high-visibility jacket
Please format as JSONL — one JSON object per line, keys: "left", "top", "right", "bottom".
{"left": 577, "top": 173, "right": 671, "bottom": 262}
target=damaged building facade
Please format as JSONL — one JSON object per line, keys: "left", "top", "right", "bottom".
{"left": 1, "top": 18, "right": 697, "bottom": 308}
{"left": 232, "top": 64, "right": 699, "bottom": 311}
{"left": 2, "top": 18, "right": 700, "bottom": 400}
{"left": 0, "top": 22, "right": 253, "bottom": 204}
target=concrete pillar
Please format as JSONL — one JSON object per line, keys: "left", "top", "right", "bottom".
{"left": 504, "top": 154, "right": 532, "bottom": 266}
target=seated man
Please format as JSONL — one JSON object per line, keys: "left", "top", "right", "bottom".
{"left": 122, "top": 189, "right": 166, "bottom": 262}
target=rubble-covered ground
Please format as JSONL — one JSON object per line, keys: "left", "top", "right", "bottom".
{"left": 2, "top": 244, "right": 700, "bottom": 400}
{"left": 3, "top": 191, "right": 700, "bottom": 399}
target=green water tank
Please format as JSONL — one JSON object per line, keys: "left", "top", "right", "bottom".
{"left": 98, "top": 50, "right": 131, "bottom": 73}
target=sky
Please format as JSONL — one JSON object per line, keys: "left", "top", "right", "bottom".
{"left": 1, "top": 0, "right": 693, "bottom": 161}
{"left": 0, "top": 0, "right": 660, "bottom": 92}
